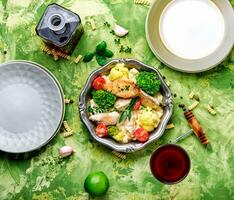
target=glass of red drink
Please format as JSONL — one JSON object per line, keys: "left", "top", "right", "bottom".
{"left": 150, "top": 144, "right": 190, "bottom": 184}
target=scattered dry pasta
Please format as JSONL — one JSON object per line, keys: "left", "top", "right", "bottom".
{"left": 188, "top": 101, "right": 199, "bottom": 111}
{"left": 42, "top": 45, "right": 70, "bottom": 60}
{"left": 64, "top": 99, "right": 74, "bottom": 104}
{"left": 189, "top": 91, "right": 195, "bottom": 99}
{"left": 90, "top": 19, "right": 96, "bottom": 30}
{"left": 74, "top": 55, "right": 83, "bottom": 64}
{"left": 166, "top": 123, "right": 175, "bottom": 129}
{"left": 63, "top": 131, "right": 73, "bottom": 138}
{"left": 206, "top": 105, "right": 216, "bottom": 115}
{"left": 63, "top": 121, "right": 73, "bottom": 134}
{"left": 134, "top": 0, "right": 150, "bottom": 5}
{"left": 112, "top": 151, "right": 126, "bottom": 159}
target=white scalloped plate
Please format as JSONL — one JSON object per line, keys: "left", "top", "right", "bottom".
{"left": 0, "top": 61, "right": 65, "bottom": 153}
{"left": 146, "top": 0, "right": 234, "bottom": 73}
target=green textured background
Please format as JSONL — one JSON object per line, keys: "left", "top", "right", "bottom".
{"left": 0, "top": 0, "right": 234, "bottom": 199}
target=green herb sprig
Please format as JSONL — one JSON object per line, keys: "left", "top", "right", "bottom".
{"left": 119, "top": 98, "right": 137, "bottom": 123}
{"left": 83, "top": 41, "right": 114, "bottom": 66}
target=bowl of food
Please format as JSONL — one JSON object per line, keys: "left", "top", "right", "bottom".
{"left": 79, "top": 59, "right": 173, "bottom": 153}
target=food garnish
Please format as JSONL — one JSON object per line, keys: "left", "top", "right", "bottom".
{"left": 133, "top": 128, "right": 149, "bottom": 142}
{"left": 136, "top": 71, "right": 161, "bottom": 96}
{"left": 95, "top": 123, "right": 108, "bottom": 137}
{"left": 92, "top": 76, "right": 106, "bottom": 90}
{"left": 83, "top": 52, "right": 95, "bottom": 62}
{"left": 83, "top": 41, "right": 114, "bottom": 65}
{"left": 92, "top": 90, "right": 117, "bottom": 110}
{"left": 119, "top": 98, "right": 137, "bottom": 123}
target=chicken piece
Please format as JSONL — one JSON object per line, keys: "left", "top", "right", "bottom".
{"left": 89, "top": 112, "right": 120, "bottom": 125}
{"left": 139, "top": 90, "right": 163, "bottom": 109}
{"left": 104, "top": 79, "right": 140, "bottom": 98}
{"left": 118, "top": 111, "right": 139, "bottom": 134}
{"left": 114, "top": 98, "right": 131, "bottom": 111}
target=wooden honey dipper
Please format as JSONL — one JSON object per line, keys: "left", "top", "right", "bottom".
{"left": 184, "top": 110, "right": 209, "bottom": 145}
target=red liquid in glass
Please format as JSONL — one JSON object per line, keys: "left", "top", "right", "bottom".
{"left": 150, "top": 144, "right": 190, "bottom": 184}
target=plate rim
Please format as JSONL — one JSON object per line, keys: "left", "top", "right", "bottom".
{"left": 145, "top": 0, "right": 234, "bottom": 73}
{"left": 0, "top": 60, "right": 65, "bottom": 154}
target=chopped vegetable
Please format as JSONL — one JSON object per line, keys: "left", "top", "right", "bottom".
{"left": 133, "top": 128, "right": 149, "bottom": 142}
{"left": 92, "top": 90, "right": 117, "bottom": 110}
{"left": 109, "top": 63, "right": 129, "bottom": 81}
{"left": 92, "top": 76, "right": 106, "bottom": 90}
{"left": 107, "top": 126, "right": 119, "bottom": 137}
{"left": 136, "top": 71, "right": 161, "bottom": 96}
{"left": 83, "top": 52, "right": 95, "bottom": 62}
{"left": 138, "top": 107, "right": 162, "bottom": 131}
{"left": 133, "top": 98, "right": 141, "bottom": 111}
{"left": 95, "top": 123, "right": 108, "bottom": 137}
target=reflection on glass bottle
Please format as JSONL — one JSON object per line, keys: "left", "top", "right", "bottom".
{"left": 36, "top": 3, "right": 84, "bottom": 55}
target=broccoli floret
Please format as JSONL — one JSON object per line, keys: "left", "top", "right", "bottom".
{"left": 107, "top": 126, "right": 119, "bottom": 137}
{"left": 92, "top": 90, "right": 117, "bottom": 110}
{"left": 136, "top": 71, "right": 161, "bottom": 96}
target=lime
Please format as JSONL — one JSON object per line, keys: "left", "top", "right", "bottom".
{"left": 84, "top": 171, "right": 109, "bottom": 197}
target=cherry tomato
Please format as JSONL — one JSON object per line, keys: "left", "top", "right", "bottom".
{"left": 133, "top": 128, "right": 149, "bottom": 142}
{"left": 134, "top": 98, "right": 141, "bottom": 111}
{"left": 95, "top": 123, "right": 108, "bottom": 137}
{"left": 92, "top": 76, "right": 106, "bottom": 90}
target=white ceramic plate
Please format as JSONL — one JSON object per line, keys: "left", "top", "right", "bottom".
{"left": 146, "top": 0, "right": 234, "bottom": 73}
{"left": 0, "top": 61, "right": 65, "bottom": 153}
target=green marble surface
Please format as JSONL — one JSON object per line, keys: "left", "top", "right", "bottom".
{"left": 0, "top": 0, "right": 234, "bottom": 199}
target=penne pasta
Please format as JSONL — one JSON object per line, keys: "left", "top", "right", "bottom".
{"left": 166, "top": 123, "right": 175, "bottom": 129}
{"left": 206, "top": 105, "right": 216, "bottom": 115}
{"left": 188, "top": 101, "right": 199, "bottom": 111}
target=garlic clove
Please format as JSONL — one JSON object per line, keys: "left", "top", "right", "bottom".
{"left": 59, "top": 146, "right": 73, "bottom": 158}
{"left": 114, "top": 24, "right": 128, "bottom": 37}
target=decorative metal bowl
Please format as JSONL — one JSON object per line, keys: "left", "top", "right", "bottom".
{"left": 79, "top": 59, "right": 173, "bottom": 153}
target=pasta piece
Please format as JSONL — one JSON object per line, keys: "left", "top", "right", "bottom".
{"left": 63, "top": 121, "right": 73, "bottom": 134}
{"left": 166, "top": 81, "right": 171, "bottom": 87}
{"left": 112, "top": 151, "right": 126, "bottom": 159}
{"left": 56, "top": 50, "right": 70, "bottom": 60}
{"left": 166, "top": 123, "right": 175, "bottom": 129}
{"left": 90, "top": 19, "right": 96, "bottom": 30}
{"left": 206, "top": 105, "right": 216, "bottom": 115}
{"left": 188, "top": 101, "right": 199, "bottom": 111}
{"left": 51, "top": 49, "right": 59, "bottom": 61}
{"left": 42, "top": 45, "right": 52, "bottom": 55}
{"left": 63, "top": 131, "right": 73, "bottom": 138}
{"left": 134, "top": 0, "right": 150, "bottom": 5}
{"left": 74, "top": 55, "right": 83, "bottom": 63}
{"left": 189, "top": 91, "right": 195, "bottom": 99}
{"left": 64, "top": 99, "right": 74, "bottom": 104}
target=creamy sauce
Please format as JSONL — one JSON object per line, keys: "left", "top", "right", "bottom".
{"left": 159, "top": 0, "right": 225, "bottom": 60}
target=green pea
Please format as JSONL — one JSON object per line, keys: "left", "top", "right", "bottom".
{"left": 83, "top": 52, "right": 95, "bottom": 62}
{"left": 103, "top": 49, "right": 113, "bottom": 58}
{"left": 96, "top": 54, "right": 107, "bottom": 66}
{"left": 96, "top": 41, "right": 107, "bottom": 53}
